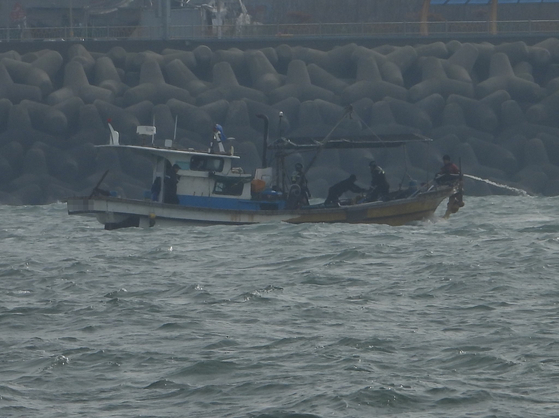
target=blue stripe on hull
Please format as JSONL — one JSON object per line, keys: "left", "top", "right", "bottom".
{"left": 177, "top": 194, "right": 286, "bottom": 211}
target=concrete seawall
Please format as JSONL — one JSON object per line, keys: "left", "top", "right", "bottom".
{"left": 2, "top": 36, "right": 559, "bottom": 204}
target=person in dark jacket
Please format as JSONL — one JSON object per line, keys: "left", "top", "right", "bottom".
{"left": 290, "top": 162, "right": 311, "bottom": 206}
{"left": 324, "top": 174, "right": 367, "bottom": 206}
{"left": 367, "top": 161, "right": 390, "bottom": 202}
{"left": 164, "top": 163, "right": 180, "bottom": 204}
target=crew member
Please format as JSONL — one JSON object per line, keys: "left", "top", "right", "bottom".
{"left": 209, "top": 124, "right": 227, "bottom": 153}
{"left": 435, "top": 154, "right": 460, "bottom": 184}
{"left": 291, "top": 162, "right": 311, "bottom": 206}
{"left": 367, "top": 161, "right": 390, "bottom": 202}
{"left": 164, "top": 163, "right": 180, "bottom": 204}
{"left": 324, "top": 174, "right": 367, "bottom": 206}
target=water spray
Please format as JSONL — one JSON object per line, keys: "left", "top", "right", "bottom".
{"left": 463, "top": 174, "right": 530, "bottom": 196}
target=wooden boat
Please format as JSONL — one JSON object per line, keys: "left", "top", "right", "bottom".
{"left": 66, "top": 111, "right": 463, "bottom": 230}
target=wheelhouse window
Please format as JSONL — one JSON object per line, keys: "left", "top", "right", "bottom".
{"left": 190, "top": 156, "right": 224, "bottom": 172}
{"left": 173, "top": 160, "right": 190, "bottom": 170}
{"left": 213, "top": 178, "right": 244, "bottom": 196}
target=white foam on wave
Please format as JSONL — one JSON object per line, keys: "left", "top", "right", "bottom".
{"left": 463, "top": 174, "right": 529, "bottom": 196}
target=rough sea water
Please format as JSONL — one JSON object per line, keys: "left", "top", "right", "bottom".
{"left": 1, "top": 196, "right": 559, "bottom": 418}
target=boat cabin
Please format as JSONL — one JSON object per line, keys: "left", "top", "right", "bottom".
{"left": 149, "top": 148, "right": 253, "bottom": 206}
{"left": 102, "top": 128, "right": 286, "bottom": 211}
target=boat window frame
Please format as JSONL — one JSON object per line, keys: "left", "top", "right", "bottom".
{"left": 190, "top": 155, "right": 224, "bottom": 172}
{"left": 213, "top": 178, "right": 245, "bottom": 196}
{"left": 173, "top": 160, "right": 191, "bottom": 170}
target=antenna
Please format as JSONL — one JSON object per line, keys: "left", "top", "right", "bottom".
{"left": 278, "top": 111, "right": 284, "bottom": 138}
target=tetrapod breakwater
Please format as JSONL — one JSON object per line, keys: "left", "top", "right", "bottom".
{"left": 2, "top": 38, "right": 559, "bottom": 205}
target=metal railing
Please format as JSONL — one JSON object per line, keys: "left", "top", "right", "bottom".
{"left": 2, "top": 20, "right": 559, "bottom": 42}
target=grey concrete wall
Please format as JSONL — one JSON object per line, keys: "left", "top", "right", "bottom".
{"left": 4, "top": 35, "right": 559, "bottom": 205}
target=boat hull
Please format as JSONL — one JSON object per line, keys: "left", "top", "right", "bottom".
{"left": 67, "top": 186, "right": 457, "bottom": 229}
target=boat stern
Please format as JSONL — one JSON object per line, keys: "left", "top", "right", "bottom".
{"left": 67, "top": 196, "right": 96, "bottom": 215}
{"left": 67, "top": 196, "right": 141, "bottom": 229}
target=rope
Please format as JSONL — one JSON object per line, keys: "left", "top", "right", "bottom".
{"left": 398, "top": 145, "right": 410, "bottom": 191}
{"left": 303, "top": 105, "right": 354, "bottom": 176}
{"left": 351, "top": 106, "right": 387, "bottom": 145}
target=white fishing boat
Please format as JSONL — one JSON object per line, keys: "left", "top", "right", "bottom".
{"left": 66, "top": 110, "right": 464, "bottom": 230}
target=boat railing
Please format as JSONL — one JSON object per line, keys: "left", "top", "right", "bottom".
{"left": 3, "top": 19, "right": 559, "bottom": 42}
